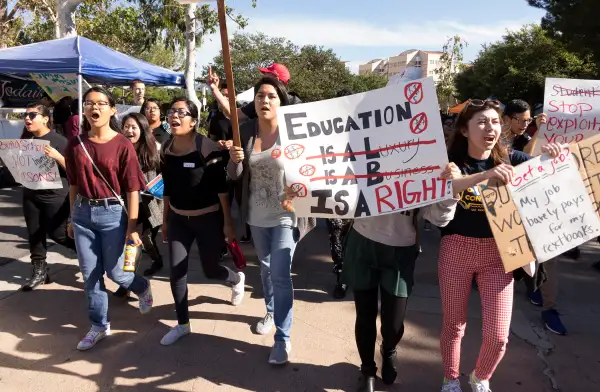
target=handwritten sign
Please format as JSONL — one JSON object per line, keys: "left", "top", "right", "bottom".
{"left": 535, "top": 77, "right": 600, "bottom": 154}
{"left": 30, "top": 73, "right": 91, "bottom": 102}
{"left": 479, "top": 178, "right": 535, "bottom": 272}
{"left": 0, "top": 139, "right": 62, "bottom": 190}
{"left": 508, "top": 149, "right": 600, "bottom": 262}
{"left": 277, "top": 77, "right": 451, "bottom": 219}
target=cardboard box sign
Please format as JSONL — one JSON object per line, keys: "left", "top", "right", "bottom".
{"left": 479, "top": 132, "right": 600, "bottom": 272}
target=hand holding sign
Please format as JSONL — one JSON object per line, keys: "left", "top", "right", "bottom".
{"left": 43, "top": 145, "right": 61, "bottom": 161}
{"left": 229, "top": 145, "right": 244, "bottom": 164}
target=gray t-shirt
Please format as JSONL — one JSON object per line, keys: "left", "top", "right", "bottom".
{"left": 247, "top": 143, "right": 294, "bottom": 227}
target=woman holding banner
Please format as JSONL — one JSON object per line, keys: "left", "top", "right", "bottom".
{"left": 342, "top": 166, "right": 461, "bottom": 392}
{"left": 228, "top": 76, "right": 315, "bottom": 365}
{"left": 440, "top": 99, "right": 562, "bottom": 392}
{"left": 20, "top": 103, "right": 77, "bottom": 291}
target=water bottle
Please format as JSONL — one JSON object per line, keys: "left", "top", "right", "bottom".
{"left": 123, "top": 240, "right": 138, "bottom": 272}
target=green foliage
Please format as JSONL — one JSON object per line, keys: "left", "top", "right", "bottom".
{"left": 454, "top": 25, "right": 597, "bottom": 105}
{"left": 435, "top": 35, "right": 467, "bottom": 106}
{"left": 528, "top": 0, "right": 600, "bottom": 69}
{"left": 205, "top": 32, "right": 381, "bottom": 102}
{"left": 198, "top": 111, "right": 209, "bottom": 136}
{"left": 350, "top": 73, "right": 388, "bottom": 93}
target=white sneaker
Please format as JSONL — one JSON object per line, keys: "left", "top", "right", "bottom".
{"left": 77, "top": 327, "right": 111, "bottom": 351}
{"left": 160, "top": 324, "right": 191, "bottom": 346}
{"left": 231, "top": 272, "right": 245, "bottom": 306}
{"left": 442, "top": 378, "right": 463, "bottom": 392}
{"left": 139, "top": 280, "right": 153, "bottom": 314}
{"left": 256, "top": 312, "right": 274, "bottom": 335}
{"left": 469, "top": 373, "right": 491, "bottom": 392}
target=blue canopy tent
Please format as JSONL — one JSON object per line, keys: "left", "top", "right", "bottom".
{"left": 0, "top": 36, "right": 185, "bottom": 86}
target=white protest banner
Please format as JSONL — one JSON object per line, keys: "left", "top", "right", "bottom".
{"left": 277, "top": 77, "right": 452, "bottom": 219}
{"left": 508, "top": 147, "right": 600, "bottom": 262}
{"left": 535, "top": 77, "right": 600, "bottom": 154}
{"left": 30, "top": 73, "right": 91, "bottom": 102}
{"left": 0, "top": 139, "right": 62, "bottom": 190}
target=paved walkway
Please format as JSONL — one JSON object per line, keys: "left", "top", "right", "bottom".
{"left": 0, "top": 219, "right": 599, "bottom": 391}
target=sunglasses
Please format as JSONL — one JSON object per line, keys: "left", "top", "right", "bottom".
{"left": 22, "top": 112, "right": 40, "bottom": 120}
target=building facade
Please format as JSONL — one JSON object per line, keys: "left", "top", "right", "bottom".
{"left": 359, "top": 50, "right": 445, "bottom": 82}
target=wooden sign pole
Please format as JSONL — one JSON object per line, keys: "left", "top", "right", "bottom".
{"left": 216, "top": 0, "right": 241, "bottom": 147}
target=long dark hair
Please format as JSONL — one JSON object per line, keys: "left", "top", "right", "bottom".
{"left": 254, "top": 76, "right": 290, "bottom": 106}
{"left": 121, "top": 113, "right": 159, "bottom": 172}
{"left": 170, "top": 97, "right": 199, "bottom": 133}
{"left": 447, "top": 100, "right": 509, "bottom": 168}
{"left": 81, "top": 86, "right": 120, "bottom": 133}
{"left": 20, "top": 102, "right": 52, "bottom": 139}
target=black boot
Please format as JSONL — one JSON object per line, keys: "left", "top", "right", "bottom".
{"left": 381, "top": 347, "right": 398, "bottom": 385}
{"left": 332, "top": 270, "right": 347, "bottom": 299}
{"left": 22, "top": 262, "right": 51, "bottom": 292}
{"left": 356, "top": 373, "right": 375, "bottom": 392}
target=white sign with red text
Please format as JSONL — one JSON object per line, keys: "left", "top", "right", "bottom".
{"left": 508, "top": 147, "right": 600, "bottom": 262}
{"left": 535, "top": 77, "right": 600, "bottom": 154}
{"left": 277, "top": 77, "right": 452, "bottom": 219}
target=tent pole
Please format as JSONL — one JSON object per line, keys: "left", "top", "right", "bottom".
{"left": 78, "top": 74, "right": 83, "bottom": 135}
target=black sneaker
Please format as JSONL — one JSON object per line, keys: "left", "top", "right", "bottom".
{"left": 542, "top": 309, "right": 567, "bottom": 335}
{"left": 239, "top": 235, "right": 251, "bottom": 244}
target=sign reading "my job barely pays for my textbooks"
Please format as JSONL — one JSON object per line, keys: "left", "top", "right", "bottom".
{"left": 277, "top": 77, "right": 451, "bottom": 219}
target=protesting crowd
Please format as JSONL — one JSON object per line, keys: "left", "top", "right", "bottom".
{"left": 13, "top": 58, "right": 592, "bottom": 392}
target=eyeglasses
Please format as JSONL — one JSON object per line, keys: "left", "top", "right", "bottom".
{"left": 83, "top": 101, "right": 110, "bottom": 110}
{"left": 167, "top": 109, "right": 192, "bottom": 118}
{"left": 22, "top": 112, "right": 39, "bottom": 120}
{"left": 145, "top": 106, "right": 160, "bottom": 113}
{"left": 510, "top": 116, "right": 533, "bottom": 126}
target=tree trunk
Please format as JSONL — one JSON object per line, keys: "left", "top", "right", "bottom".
{"left": 57, "top": 0, "right": 82, "bottom": 38}
{"left": 184, "top": 3, "right": 200, "bottom": 107}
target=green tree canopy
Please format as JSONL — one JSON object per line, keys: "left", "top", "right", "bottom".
{"left": 204, "top": 32, "right": 387, "bottom": 102}
{"left": 528, "top": 0, "right": 600, "bottom": 69}
{"left": 454, "top": 25, "right": 597, "bottom": 105}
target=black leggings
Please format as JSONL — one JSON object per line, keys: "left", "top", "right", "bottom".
{"left": 167, "top": 210, "right": 229, "bottom": 324}
{"left": 23, "top": 192, "right": 76, "bottom": 265}
{"left": 354, "top": 286, "right": 408, "bottom": 376}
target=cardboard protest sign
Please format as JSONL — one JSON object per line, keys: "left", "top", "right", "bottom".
{"left": 30, "top": 73, "right": 91, "bottom": 102}
{"left": 278, "top": 77, "right": 452, "bottom": 219}
{"left": 0, "top": 139, "right": 62, "bottom": 190}
{"left": 534, "top": 77, "right": 600, "bottom": 154}
{"left": 479, "top": 178, "right": 535, "bottom": 272}
{"left": 481, "top": 133, "right": 600, "bottom": 271}
{"left": 507, "top": 148, "right": 600, "bottom": 262}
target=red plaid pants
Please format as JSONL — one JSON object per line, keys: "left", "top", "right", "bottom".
{"left": 438, "top": 234, "right": 514, "bottom": 381}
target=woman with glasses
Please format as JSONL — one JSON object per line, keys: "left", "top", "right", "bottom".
{"left": 141, "top": 98, "right": 171, "bottom": 145}
{"left": 20, "top": 103, "right": 76, "bottom": 291}
{"left": 159, "top": 98, "right": 244, "bottom": 346}
{"left": 439, "top": 99, "right": 561, "bottom": 392}
{"left": 65, "top": 86, "right": 153, "bottom": 351}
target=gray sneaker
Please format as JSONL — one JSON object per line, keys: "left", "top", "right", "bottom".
{"left": 268, "top": 341, "right": 291, "bottom": 365}
{"left": 256, "top": 312, "right": 274, "bottom": 335}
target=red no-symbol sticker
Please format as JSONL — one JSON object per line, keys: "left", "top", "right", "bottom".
{"left": 404, "top": 82, "right": 424, "bottom": 105}
{"left": 299, "top": 164, "right": 316, "bottom": 177}
{"left": 410, "top": 112, "right": 428, "bottom": 134}
{"left": 284, "top": 144, "right": 305, "bottom": 159}
{"left": 290, "top": 183, "right": 308, "bottom": 198}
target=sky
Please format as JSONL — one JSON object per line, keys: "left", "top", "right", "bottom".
{"left": 195, "top": 0, "right": 546, "bottom": 75}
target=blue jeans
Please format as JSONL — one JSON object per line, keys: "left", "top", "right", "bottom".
{"left": 72, "top": 200, "right": 148, "bottom": 330}
{"left": 250, "top": 224, "right": 296, "bottom": 342}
